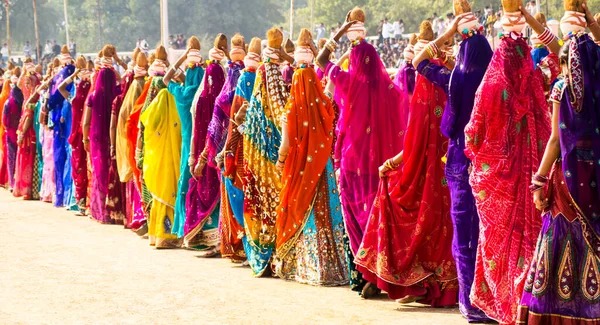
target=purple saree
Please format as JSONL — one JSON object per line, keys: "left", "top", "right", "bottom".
{"left": 184, "top": 62, "right": 226, "bottom": 246}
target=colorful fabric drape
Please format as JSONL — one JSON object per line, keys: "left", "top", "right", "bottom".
{"left": 116, "top": 77, "right": 146, "bottom": 228}
{"left": 87, "top": 67, "right": 119, "bottom": 223}
{"left": 275, "top": 65, "right": 348, "bottom": 286}
{"left": 518, "top": 33, "right": 600, "bottom": 325}
{"left": 355, "top": 67, "right": 457, "bottom": 306}
{"left": 417, "top": 33, "right": 493, "bottom": 322}
{"left": 464, "top": 36, "right": 560, "bottom": 324}
{"left": 140, "top": 89, "right": 181, "bottom": 247}
{"left": 394, "top": 62, "right": 416, "bottom": 102}
{"left": 3, "top": 85, "right": 24, "bottom": 189}
{"left": 69, "top": 78, "right": 91, "bottom": 209}
{"left": 13, "top": 73, "right": 41, "bottom": 199}
{"left": 40, "top": 124, "right": 55, "bottom": 203}
{"left": 184, "top": 62, "right": 225, "bottom": 247}
{"left": 136, "top": 76, "right": 166, "bottom": 216}
{"left": 168, "top": 65, "right": 204, "bottom": 238}
{"left": 242, "top": 61, "right": 288, "bottom": 276}
{"left": 48, "top": 64, "right": 75, "bottom": 207}
{"left": 106, "top": 70, "right": 134, "bottom": 224}
{"left": 325, "top": 40, "right": 407, "bottom": 259}
{"left": 221, "top": 68, "right": 256, "bottom": 261}
{"left": 0, "top": 79, "right": 12, "bottom": 189}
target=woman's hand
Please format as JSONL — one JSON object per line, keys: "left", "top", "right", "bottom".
{"left": 533, "top": 189, "right": 549, "bottom": 211}
{"left": 17, "top": 135, "right": 23, "bottom": 147}
{"left": 234, "top": 102, "right": 249, "bottom": 125}
{"left": 193, "top": 159, "right": 206, "bottom": 178}
{"left": 334, "top": 18, "right": 359, "bottom": 42}
{"left": 84, "top": 140, "right": 90, "bottom": 153}
{"left": 378, "top": 163, "right": 391, "bottom": 178}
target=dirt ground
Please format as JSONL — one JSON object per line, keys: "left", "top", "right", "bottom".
{"left": 0, "top": 190, "right": 468, "bottom": 325}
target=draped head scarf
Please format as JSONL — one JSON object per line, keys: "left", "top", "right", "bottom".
{"left": 208, "top": 47, "right": 225, "bottom": 61}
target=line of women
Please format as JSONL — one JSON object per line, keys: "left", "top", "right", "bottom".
{"left": 1, "top": 1, "right": 600, "bottom": 324}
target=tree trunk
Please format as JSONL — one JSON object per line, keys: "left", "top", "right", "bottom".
{"left": 96, "top": 0, "right": 103, "bottom": 48}
{"left": 33, "top": 0, "right": 41, "bottom": 62}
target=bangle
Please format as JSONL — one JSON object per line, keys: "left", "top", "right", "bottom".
{"left": 83, "top": 138, "right": 90, "bottom": 143}
{"left": 538, "top": 28, "right": 555, "bottom": 46}
{"left": 326, "top": 39, "right": 338, "bottom": 52}
{"left": 385, "top": 158, "right": 398, "bottom": 170}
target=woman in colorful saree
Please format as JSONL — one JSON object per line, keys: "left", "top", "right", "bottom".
{"left": 115, "top": 52, "right": 149, "bottom": 228}
{"left": 106, "top": 48, "right": 140, "bottom": 224}
{"left": 39, "top": 61, "right": 57, "bottom": 203}
{"left": 315, "top": 8, "right": 407, "bottom": 295}
{"left": 274, "top": 29, "right": 348, "bottom": 286}
{"left": 242, "top": 27, "right": 293, "bottom": 276}
{"left": 134, "top": 46, "right": 169, "bottom": 228}
{"left": 352, "top": 20, "right": 457, "bottom": 306}
{"left": 220, "top": 37, "right": 261, "bottom": 262}
{"left": 195, "top": 34, "right": 245, "bottom": 257}
{"left": 464, "top": 3, "right": 561, "bottom": 323}
{"left": 13, "top": 60, "right": 41, "bottom": 200}
{"left": 401, "top": 4, "right": 492, "bottom": 320}
{"left": 139, "top": 88, "right": 182, "bottom": 249}
{"left": 394, "top": 34, "right": 417, "bottom": 103}
{"left": 162, "top": 36, "right": 205, "bottom": 239}
{"left": 281, "top": 39, "right": 295, "bottom": 87}
{"left": 82, "top": 45, "right": 121, "bottom": 224}
{"left": 58, "top": 57, "right": 93, "bottom": 215}
{"left": 517, "top": 4, "right": 600, "bottom": 324}
{"left": 47, "top": 46, "right": 75, "bottom": 207}
{"left": 0, "top": 66, "right": 13, "bottom": 189}
{"left": 184, "top": 34, "right": 228, "bottom": 254}
{"left": 2, "top": 67, "right": 23, "bottom": 191}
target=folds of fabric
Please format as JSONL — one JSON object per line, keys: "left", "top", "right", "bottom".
{"left": 106, "top": 71, "right": 135, "bottom": 224}
{"left": 13, "top": 73, "right": 41, "bottom": 199}
{"left": 69, "top": 79, "right": 91, "bottom": 206}
{"left": 168, "top": 66, "right": 204, "bottom": 238}
{"left": 115, "top": 78, "right": 145, "bottom": 227}
{"left": 221, "top": 69, "right": 256, "bottom": 261}
{"left": 242, "top": 62, "right": 288, "bottom": 276}
{"left": 140, "top": 89, "right": 181, "bottom": 244}
{"left": 518, "top": 32, "right": 600, "bottom": 325}
{"left": 394, "top": 62, "right": 416, "bottom": 103}
{"left": 464, "top": 37, "right": 559, "bottom": 324}
{"left": 354, "top": 72, "right": 457, "bottom": 306}
{"left": 276, "top": 66, "right": 334, "bottom": 257}
{"left": 0, "top": 80, "right": 12, "bottom": 188}
{"left": 88, "top": 67, "right": 118, "bottom": 223}
{"left": 125, "top": 77, "right": 152, "bottom": 190}
{"left": 48, "top": 64, "right": 75, "bottom": 207}
{"left": 3, "top": 86, "right": 24, "bottom": 189}
{"left": 40, "top": 126, "right": 55, "bottom": 203}
{"left": 184, "top": 63, "right": 225, "bottom": 246}
{"left": 325, "top": 41, "right": 407, "bottom": 257}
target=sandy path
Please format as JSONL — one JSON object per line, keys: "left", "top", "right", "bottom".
{"left": 0, "top": 190, "right": 467, "bottom": 325}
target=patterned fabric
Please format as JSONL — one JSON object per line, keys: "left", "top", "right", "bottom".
{"left": 184, "top": 63, "right": 226, "bottom": 247}
{"left": 169, "top": 66, "right": 204, "bottom": 238}
{"left": 87, "top": 67, "right": 119, "bottom": 223}
{"left": 355, "top": 70, "right": 457, "bottom": 306}
{"left": 464, "top": 36, "right": 560, "bottom": 324}
{"left": 39, "top": 126, "right": 55, "bottom": 203}
{"left": 69, "top": 79, "right": 90, "bottom": 206}
{"left": 140, "top": 89, "right": 181, "bottom": 247}
{"left": 221, "top": 69, "right": 256, "bottom": 261}
{"left": 325, "top": 41, "right": 407, "bottom": 258}
{"left": 276, "top": 161, "right": 349, "bottom": 286}
{"left": 242, "top": 62, "right": 288, "bottom": 276}
{"left": 419, "top": 33, "right": 493, "bottom": 322}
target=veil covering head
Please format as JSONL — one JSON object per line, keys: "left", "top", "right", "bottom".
{"left": 244, "top": 37, "right": 262, "bottom": 69}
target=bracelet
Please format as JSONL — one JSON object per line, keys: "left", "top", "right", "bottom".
{"left": 83, "top": 138, "right": 90, "bottom": 143}
{"left": 326, "top": 39, "right": 338, "bottom": 52}
{"left": 529, "top": 184, "right": 544, "bottom": 193}
{"left": 589, "top": 20, "right": 598, "bottom": 28}
{"left": 538, "top": 28, "right": 555, "bottom": 46}
{"left": 425, "top": 43, "right": 439, "bottom": 58}
{"left": 384, "top": 158, "right": 398, "bottom": 170}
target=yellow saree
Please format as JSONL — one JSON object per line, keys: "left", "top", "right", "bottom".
{"left": 116, "top": 78, "right": 145, "bottom": 182}
{"left": 140, "top": 89, "right": 182, "bottom": 247}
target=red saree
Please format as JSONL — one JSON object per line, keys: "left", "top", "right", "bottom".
{"left": 354, "top": 71, "right": 458, "bottom": 306}
{"left": 464, "top": 37, "right": 559, "bottom": 324}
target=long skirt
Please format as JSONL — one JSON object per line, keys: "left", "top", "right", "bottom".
{"left": 275, "top": 161, "right": 349, "bottom": 286}
{"left": 518, "top": 148, "right": 600, "bottom": 324}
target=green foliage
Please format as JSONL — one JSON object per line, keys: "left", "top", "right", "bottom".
{"left": 2, "top": 0, "right": 600, "bottom": 54}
